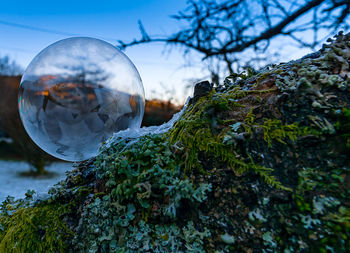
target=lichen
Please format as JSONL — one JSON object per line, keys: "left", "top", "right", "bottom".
{"left": 70, "top": 134, "right": 212, "bottom": 252}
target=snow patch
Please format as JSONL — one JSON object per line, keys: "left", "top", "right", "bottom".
{"left": 101, "top": 97, "right": 190, "bottom": 150}
{"left": 0, "top": 161, "right": 73, "bottom": 202}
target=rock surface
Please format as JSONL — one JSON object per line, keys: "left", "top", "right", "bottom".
{"left": 0, "top": 32, "right": 350, "bottom": 252}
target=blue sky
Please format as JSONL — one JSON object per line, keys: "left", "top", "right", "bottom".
{"left": 0, "top": 0, "right": 321, "bottom": 103}
{"left": 0, "top": 0, "right": 208, "bottom": 103}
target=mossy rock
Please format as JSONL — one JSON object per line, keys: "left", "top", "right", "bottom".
{"left": 1, "top": 32, "right": 350, "bottom": 252}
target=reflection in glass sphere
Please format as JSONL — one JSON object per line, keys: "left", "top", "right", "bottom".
{"left": 18, "top": 37, "right": 145, "bottom": 162}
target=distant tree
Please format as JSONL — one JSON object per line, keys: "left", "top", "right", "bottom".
{"left": 119, "top": 0, "right": 350, "bottom": 84}
{"left": 0, "top": 55, "right": 23, "bottom": 76}
{"left": 0, "top": 76, "right": 52, "bottom": 175}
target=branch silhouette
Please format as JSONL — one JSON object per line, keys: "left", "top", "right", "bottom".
{"left": 118, "top": 0, "right": 350, "bottom": 83}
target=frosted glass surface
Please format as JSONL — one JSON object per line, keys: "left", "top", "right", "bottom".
{"left": 18, "top": 37, "right": 145, "bottom": 161}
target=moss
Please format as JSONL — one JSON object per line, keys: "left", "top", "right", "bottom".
{"left": 0, "top": 203, "right": 72, "bottom": 253}
{"left": 335, "top": 107, "right": 350, "bottom": 149}
{"left": 240, "top": 106, "right": 315, "bottom": 147}
{"left": 74, "top": 186, "right": 93, "bottom": 198}
{"left": 260, "top": 119, "right": 311, "bottom": 147}
{"left": 168, "top": 88, "right": 291, "bottom": 191}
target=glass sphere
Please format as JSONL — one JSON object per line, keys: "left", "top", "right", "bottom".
{"left": 18, "top": 37, "right": 145, "bottom": 162}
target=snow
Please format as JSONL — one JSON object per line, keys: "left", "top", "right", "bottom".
{"left": 0, "top": 160, "right": 73, "bottom": 202}
{"left": 0, "top": 137, "right": 13, "bottom": 144}
{"left": 103, "top": 97, "right": 189, "bottom": 150}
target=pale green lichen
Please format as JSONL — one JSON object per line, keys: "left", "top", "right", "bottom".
{"left": 220, "top": 233, "right": 235, "bottom": 244}
{"left": 71, "top": 134, "right": 212, "bottom": 252}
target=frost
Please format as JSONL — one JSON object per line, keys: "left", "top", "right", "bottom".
{"left": 249, "top": 208, "right": 267, "bottom": 222}
{"left": 262, "top": 231, "right": 277, "bottom": 248}
{"left": 312, "top": 196, "right": 340, "bottom": 214}
{"left": 101, "top": 97, "right": 190, "bottom": 151}
{"left": 221, "top": 233, "right": 235, "bottom": 244}
{"left": 230, "top": 122, "right": 242, "bottom": 132}
{"left": 299, "top": 214, "right": 321, "bottom": 229}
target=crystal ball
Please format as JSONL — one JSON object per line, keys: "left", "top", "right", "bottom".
{"left": 18, "top": 37, "right": 145, "bottom": 162}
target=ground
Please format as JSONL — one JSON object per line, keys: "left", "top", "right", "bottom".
{"left": 0, "top": 161, "right": 72, "bottom": 203}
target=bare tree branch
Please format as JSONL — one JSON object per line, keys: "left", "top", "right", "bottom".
{"left": 118, "top": 0, "right": 350, "bottom": 84}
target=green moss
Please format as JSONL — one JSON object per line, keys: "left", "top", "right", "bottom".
{"left": 260, "top": 119, "right": 311, "bottom": 148}
{"left": 335, "top": 108, "right": 350, "bottom": 149}
{"left": 168, "top": 89, "right": 291, "bottom": 191}
{"left": 0, "top": 203, "right": 72, "bottom": 253}
{"left": 74, "top": 186, "right": 93, "bottom": 198}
